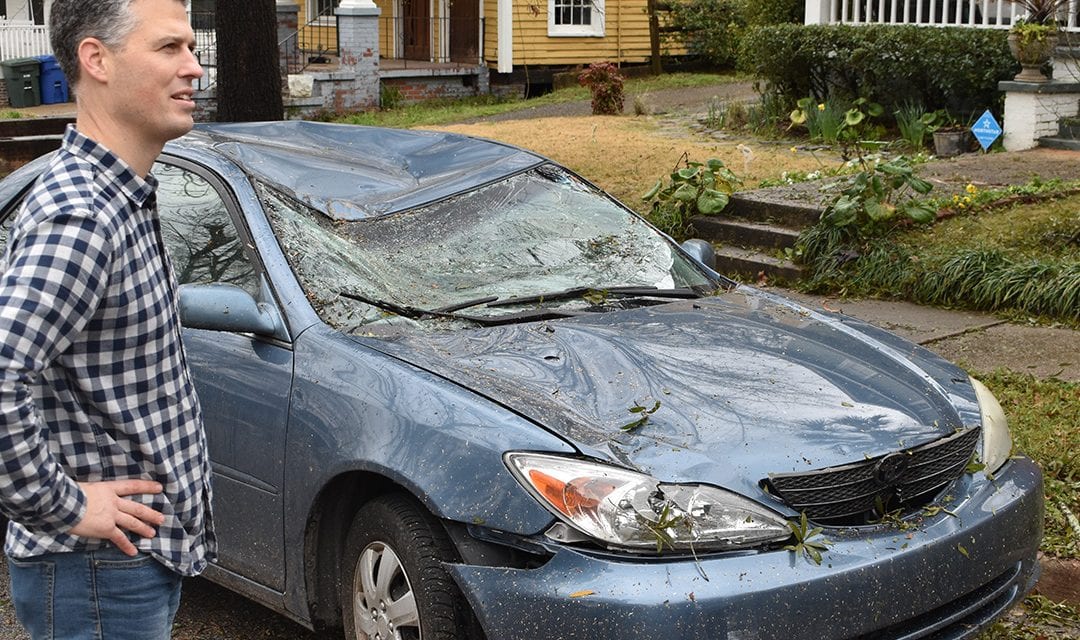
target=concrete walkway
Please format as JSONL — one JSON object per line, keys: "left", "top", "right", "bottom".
{"left": 774, "top": 288, "right": 1080, "bottom": 382}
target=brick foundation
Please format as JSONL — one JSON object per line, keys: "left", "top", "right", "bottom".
{"left": 381, "top": 75, "right": 483, "bottom": 105}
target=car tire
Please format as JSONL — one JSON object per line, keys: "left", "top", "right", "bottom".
{"left": 340, "top": 493, "right": 480, "bottom": 640}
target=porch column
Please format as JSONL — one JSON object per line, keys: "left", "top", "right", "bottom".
{"left": 497, "top": 0, "right": 513, "bottom": 72}
{"left": 277, "top": 1, "right": 300, "bottom": 76}
{"left": 804, "top": 0, "right": 831, "bottom": 24}
{"left": 337, "top": 0, "right": 382, "bottom": 110}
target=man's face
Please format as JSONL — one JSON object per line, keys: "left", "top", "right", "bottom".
{"left": 105, "top": 0, "right": 204, "bottom": 146}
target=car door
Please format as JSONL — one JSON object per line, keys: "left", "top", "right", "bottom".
{"left": 155, "top": 158, "right": 293, "bottom": 592}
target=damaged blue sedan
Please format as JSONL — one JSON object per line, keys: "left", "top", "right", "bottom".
{"left": 0, "top": 122, "right": 1041, "bottom": 639}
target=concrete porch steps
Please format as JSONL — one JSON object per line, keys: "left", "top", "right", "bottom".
{"left": 1038, "top": 114, "right": 1080, "bottom": 150}
{"left": 690, "top": 217, "right": 802, "bottom": 250}
{"left": 688, "top": 182, "right": 826, "bottom": 283}
{"left": 1039, "top": 136, "right": 1080, "bottom": 150}
{"left": 712, "top": 245, "right": 805, "bottom": 282}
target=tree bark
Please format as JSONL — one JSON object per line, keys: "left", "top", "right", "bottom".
{"left": 215, "top": 0, "right": 284, "bottom": 122}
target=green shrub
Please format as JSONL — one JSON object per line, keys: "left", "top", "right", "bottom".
{"left": 742, "top": 0, "right": 804, "bottom": 25}
{"left": 667, "top": 0, "right": 747, "bottom": 67}
{"left": 738, "top": 24, "right": 1018, "bottom": 117}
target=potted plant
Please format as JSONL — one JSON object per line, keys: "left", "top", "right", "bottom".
{"left": 929, "top": 110, "right": 973, "bottom": 157}
{"left": 1007, "top": 0, "right": 1067, "bottom": 82}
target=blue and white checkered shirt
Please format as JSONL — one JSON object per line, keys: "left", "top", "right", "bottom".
{"left": 0, "top": 126, "right": 215, "bottom": 576}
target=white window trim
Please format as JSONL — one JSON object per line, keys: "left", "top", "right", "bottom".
{"left": 309, "top": 0, "right": 340, "bottom": 25}
{"left": 547, "top": 0, "right": 604, "bottom": 37}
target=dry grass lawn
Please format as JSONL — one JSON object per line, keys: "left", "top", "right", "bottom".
{"left": 425, "top": 115, "right": 842, "bottom": 211}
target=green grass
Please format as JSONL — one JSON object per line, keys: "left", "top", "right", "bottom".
{"left": 979, "top": 595, "right": 1080, "bottom": 639}
{"left": 329, "top": 72, "right": 746, "bottom": 129}
{"left": 972, "top": 371, "right": 1080, "bottom": 639}
{"left": 975, "top": 369, "right": 1080, "bottom": 559}
{"left": 799, "top": 187, "right": 1080, "bottom": 325}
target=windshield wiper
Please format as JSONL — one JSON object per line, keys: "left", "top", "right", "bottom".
{"left": 430, "top": 295, "right": 499, "bottom": 314}
{"left": 487, "top": 286, "right": 702, "bottom": 308}
{"left": 430, "top": 286, "right": 700, "bottom": 314}
{"left": 339, "top": 290, "right": 465, "bottom": 322}
{"left": 339, "top": 290, "right": 582, "bottom": 327}
{"left": 340, "top": 286, "right": 702, "bottom": 327}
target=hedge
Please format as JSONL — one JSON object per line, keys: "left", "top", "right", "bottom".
{"left": 737, "top": 24, "right": 1019, "bottom": 118}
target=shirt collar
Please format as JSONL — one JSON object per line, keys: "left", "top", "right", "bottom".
{"left": 61, "top": 125, "right": 159, "bottom": 207}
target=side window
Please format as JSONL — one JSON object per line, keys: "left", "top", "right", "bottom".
{"left": 154, "top": 162, "right": 260, "bottom": 297}
{"left": 547, "top": 0, "right": 604, "bottom": 36}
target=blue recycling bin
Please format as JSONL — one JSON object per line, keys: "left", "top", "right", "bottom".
{"left": 35, "top": 55, "right": 69, "bottom": 104}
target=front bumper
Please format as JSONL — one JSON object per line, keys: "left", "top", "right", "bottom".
{"left": 449, "top": 457, "right": 1043, "bottom": 640}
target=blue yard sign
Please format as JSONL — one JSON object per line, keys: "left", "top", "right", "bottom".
{"left": 971, "top": 110, "right": 1002, "bottom": 151}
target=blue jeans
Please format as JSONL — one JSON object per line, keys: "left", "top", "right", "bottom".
{"left": 7, "top": 547, "right": 182, "bottom": 640}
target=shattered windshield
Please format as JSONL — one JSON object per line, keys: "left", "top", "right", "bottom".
{"left": 262, "top": 165, "right": 717, "bottom": 333}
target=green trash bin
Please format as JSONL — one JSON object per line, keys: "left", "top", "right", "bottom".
{"left": 1, "top": 57, "right": 42, "bottom": 108}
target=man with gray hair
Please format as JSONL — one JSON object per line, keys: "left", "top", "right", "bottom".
{"left": 0, "top": 0, "right": 213, "bottom": 637}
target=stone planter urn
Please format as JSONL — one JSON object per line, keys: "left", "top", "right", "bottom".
{"left": 1008, "top": 28, "right": 1059, "bottom": 83}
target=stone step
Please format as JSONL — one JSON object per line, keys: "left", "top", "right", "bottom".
{"left": 713, "top": 245, "right": 804, "bottom": 283}
{"left": 726, "top": 187, "right": 825, "bottom": 229}
{"left": 0, "top": 116, "right": 73, "bottom": 138}
{"left": 691, "top": 216, "right": 802, "bottom": 249}
{"left": 1038, "top": 136, "right": 1080, "bottom": 150}
{"left": 0, "top": 134, "right": 63, "bottom": 173}
{"left": 1057, "top": 118, "right": 1080, "bottom": 139}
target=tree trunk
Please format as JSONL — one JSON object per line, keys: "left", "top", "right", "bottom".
{"left": 215, "top": 0, "right": 284, "bottom": 122}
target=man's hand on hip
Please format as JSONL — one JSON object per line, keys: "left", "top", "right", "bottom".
{"left": 69, "top": 480, "right": 166, "bottom": 556}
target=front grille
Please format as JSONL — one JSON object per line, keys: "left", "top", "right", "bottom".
{"left": 763, "top": 427, "right": 980, "bottom": 525}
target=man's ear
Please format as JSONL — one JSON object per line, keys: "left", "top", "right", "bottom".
{"left": 77, "top": 37, "right": 111, "bottom": 84}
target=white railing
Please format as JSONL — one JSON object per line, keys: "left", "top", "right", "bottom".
{"left": 0, "top": 21, "right": 51, "bottom": 59}
{"left": 805, "top": 0, "right": 1080, "bottom": 31}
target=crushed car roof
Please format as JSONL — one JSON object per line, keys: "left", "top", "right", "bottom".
{"left": 177, "top": 121, "right": 547, "bottom": 220}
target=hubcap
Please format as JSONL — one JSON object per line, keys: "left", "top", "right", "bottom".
{"left": 352, "top": 542, "right": 421, "bottom": 640}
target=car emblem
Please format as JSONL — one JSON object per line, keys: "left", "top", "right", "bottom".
{"left": 874, "top": 453, "right": 910, "bottom": 486}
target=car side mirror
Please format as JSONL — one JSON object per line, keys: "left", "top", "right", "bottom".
{"left": 680, "top": 239, "right": 716, "bottom": 271}
{"left": 179, "top": 283, "right": 282, "bottom": 336}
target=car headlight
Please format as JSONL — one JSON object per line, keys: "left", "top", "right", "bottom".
{"left": 505, "top": 452, "right": 790, "bottom": 553}
{"left": 970, "top": 377, "right": 1012, "bottom": 474}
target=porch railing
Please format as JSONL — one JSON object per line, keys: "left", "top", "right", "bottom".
{"left": 379, "top": 16, "right": 485, "bottom": 66}
{"left": 807, "top": 0, "right": 1080, "bottom": 31}
{"left": 281, "top": 5, "right": 339, "bottom": 74}
{"left": 0, "top": 22, "right": 50, "bottom": 59}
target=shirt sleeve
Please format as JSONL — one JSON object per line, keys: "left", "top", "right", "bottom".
{"left": 0, "top": 206, "right": 115, "bottom": 530}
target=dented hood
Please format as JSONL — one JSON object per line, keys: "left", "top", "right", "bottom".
{"left": 363, "top": 288, "right": 983, "bottom": 502}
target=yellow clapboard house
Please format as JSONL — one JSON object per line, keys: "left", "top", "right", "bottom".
{"left": 297, "top": 0, "right": 675, "bottom": 74}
